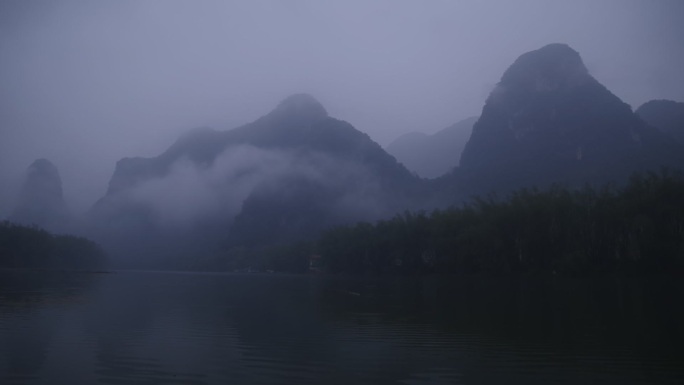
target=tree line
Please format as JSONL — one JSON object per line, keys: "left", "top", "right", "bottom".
{"left": 203, "top": 170, "right": 684, "bottom": 275}
{"left": 315, "top": 171, "right": 684, "bottom": 275}
{"left": 0, "top": 221, "right": 106, "bottom": 270}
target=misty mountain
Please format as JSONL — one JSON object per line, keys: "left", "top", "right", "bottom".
{"left": 81, "top": 44, "right": 684, "bottom": 269}
{"left": 386, "top": 116, "right": 477, "bottom": 178}
{"left": 89, "top": 94, "right": 420, "bottom": 265}
{"left": 456, "top": 43, "right": 683, "bottom": 193}
{"left": 8, "top": 159, "right": 71, "bottom": 233}
{"left": 103, "top": 94, "right": 413, "bottom": 194}
{"left": 636, "top": 99, "right": 684, "bottom": 144}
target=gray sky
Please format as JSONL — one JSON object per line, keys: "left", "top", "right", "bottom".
{"left": 1, "top": 0, "right": 683, "bottom": 215}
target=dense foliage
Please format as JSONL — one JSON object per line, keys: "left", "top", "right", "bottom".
{"left": 0, "top": 221, "right": 106, "bottom": 269}
{"left": 315, "top": 171, "right": 684, "bottom": 275}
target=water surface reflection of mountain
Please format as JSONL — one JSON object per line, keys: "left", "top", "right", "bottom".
{"left": 1, "top": 271, "right": 683, "bottom": 384}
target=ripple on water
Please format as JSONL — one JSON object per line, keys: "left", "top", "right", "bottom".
{"left": 1, "top": 272, "right": 684, "bottom": 385}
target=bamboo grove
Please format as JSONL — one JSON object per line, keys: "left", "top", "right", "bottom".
{"left": 316, "top": 171, "right": 684, "bottom": 275}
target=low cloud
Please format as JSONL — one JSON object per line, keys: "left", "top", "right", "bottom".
{"left": 126, "top": 145, "right": 293, "bottom": 228}
{"left": 121, "top": 144, "right": 389, "bottom": 231}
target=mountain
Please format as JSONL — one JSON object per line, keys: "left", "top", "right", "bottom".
{"left": 636, "top": 99, "right": 684, "bottom": 144}
{"left": 457, "top": 43, "right": 682, "bottom": 192}
{"left": 104, "top": 94, "right": 412, "bottom": 195}
{"left": 86, "top": 46, "right": 684, "bottom": 268}
{"left": 387, "top": 116, "right": 477, "bottom": 178}
{"left": 8, "top": 159, "right": 71, "bottom": 232}
{"left": 89, "top": 94, "right": 420, "bottom": 266}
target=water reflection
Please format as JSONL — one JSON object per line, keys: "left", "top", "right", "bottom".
{"left": 0, "top": 272, "right": 98, "bottom": 384}
{"left": 0, "top": 271, "right": 683, "bottom": 384}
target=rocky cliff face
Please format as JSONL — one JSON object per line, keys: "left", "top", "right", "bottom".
{"left": 387, "top": 117, "right": 477, "bottom": 179}
{"left": 636, "top": 99, "right": 684, "bottom": 144}
{"left": 458, "top": 43, "right": 680, "bottom": 190}
{"left": 9, "top": 159, "right": 71, "bottom": 232}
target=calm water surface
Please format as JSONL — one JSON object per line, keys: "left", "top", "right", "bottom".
{"left": 0, "top": 270, "right": 682, "bottom": 384}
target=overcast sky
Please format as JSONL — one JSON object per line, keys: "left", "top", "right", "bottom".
{"left": 1, "top": 0, "right": 683, "bottom": 215}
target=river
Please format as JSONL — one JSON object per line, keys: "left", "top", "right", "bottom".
{"left": 1, "top": 270, "right": 682, "bottom": 384}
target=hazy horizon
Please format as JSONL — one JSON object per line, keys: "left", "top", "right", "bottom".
{"left": 2, "top": 0, "right": 683, "bottom": 215}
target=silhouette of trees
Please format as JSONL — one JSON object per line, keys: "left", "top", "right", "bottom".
{"left": 315, "top": 171, "right": 684, "bottom": 275}
{"left": 0, "top": 221, "right": 106, "bottom": 269}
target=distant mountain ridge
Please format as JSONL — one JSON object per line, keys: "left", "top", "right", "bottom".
{"left": 106, "top": 94, "right": 412, "bottom": 195}
{"left": 387, "top": 116, "right": 477, "bottom": 178}
{"left": 9, "top": 159, "right": 71, "bottom": 233}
